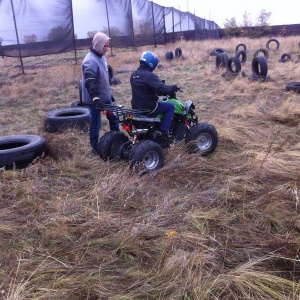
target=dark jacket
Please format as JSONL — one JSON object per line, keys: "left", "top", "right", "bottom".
{"left": 130, "top": 63, "right": 177, "bottom": 112}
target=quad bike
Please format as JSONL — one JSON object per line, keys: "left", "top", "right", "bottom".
{"left": 97, "top": 92, "right": 218, "bottom": 172}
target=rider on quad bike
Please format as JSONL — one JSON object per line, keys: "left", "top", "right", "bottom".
{"left": 130, "top": 51, "right": 180, "bottom": 146}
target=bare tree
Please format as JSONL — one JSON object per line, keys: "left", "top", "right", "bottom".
{"left": 133, "top": 20, "right": 153, "bottom": 36}
{"left": 102, "top": 26, "right": 123, "bottom": 37}
{"left": 256, "top": 9, "right": 271, "bottom": 26}
{"left": 24, "top": 34, "right": 37, "bottom": 43}
{"left": 48, "top": 26, "right": 70, "bottom": 41}
{"left": 242, "top": 11, "right": 253, "bottom": 27}
{"left": 87, "top": 31, "right": 97, "bottom": 38}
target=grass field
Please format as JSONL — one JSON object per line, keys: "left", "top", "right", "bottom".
{"left": 0, "top": 36, "right": 300, "bottom": 299}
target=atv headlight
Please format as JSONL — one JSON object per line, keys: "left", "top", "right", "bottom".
{"left": 185, "top": 100, "right": 195, "bottom": 114}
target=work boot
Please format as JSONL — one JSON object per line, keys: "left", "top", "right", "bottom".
{"left": 156, "top": 130, "right": 172, "bottom": 147}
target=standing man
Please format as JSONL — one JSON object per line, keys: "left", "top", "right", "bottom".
{"left": 81, "top": 32, "right": 119, "bottom": 154}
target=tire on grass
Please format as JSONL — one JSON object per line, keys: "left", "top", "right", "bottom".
{"left": 97, "top": 131, "right": 129, "bottom": 160}
{"left": 285, "top": 82, "right": 300, "bottom": 93}
{"left": 235, "top": 50, "right": 247, "bottom": 63}
{"left": 253, "top": 48, "right": 269, "bottom": 60}
{"left": 226, "top": 56, "right": 241, "bottom": 74}
{"left": 216, "top": 52, "right": 228, "bottom": 69}
{"left": 175, "top": 47, "right": 182, "bottom": 58}
{"left": 235, "top": 43, "right": 246, "bottom": 52}
{"left": 251, "top": 56, "right": 268, "bottom": 78}
{"left": 44, "top": 107, "right": 90, "bottom": 133}
{"left": 165, "top": 51, "right": 174, "bottom": 60}
{"left": 266, "top": 38, "right": 279, "bottom": 51}
{"left": 210, "top": 47, "right": 226, "bottom": 56}
{"left": 0, "top": 135, "right": 46, "bottom": 169}
{"left": 279, "top": 53, "right": 292, "bottom": 63}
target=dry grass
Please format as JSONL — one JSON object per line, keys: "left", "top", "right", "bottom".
{"left": 0, "top": 36, "right": 300, "bottom": 299}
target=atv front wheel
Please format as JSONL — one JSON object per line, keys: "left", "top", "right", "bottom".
{"left": 186, "top": 122, "right": 218, "bottom": 155}
{"left": 129, "top": 140, "right": 164, "bottom": 173}
{"left": 97, "top": 131, "right": 129, "bottom": 160}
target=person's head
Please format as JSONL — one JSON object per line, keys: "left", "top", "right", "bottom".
{"left": 140, "top": 51, "right": 159, "bottom": 71}
{"left": 92, "top": 32, "right": 110, "bottom": 54}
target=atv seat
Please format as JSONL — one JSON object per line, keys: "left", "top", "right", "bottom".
{"left": 133, "top": 116, "right": 161, "bottom": 123}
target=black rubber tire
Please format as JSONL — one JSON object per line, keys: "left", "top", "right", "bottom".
{"left": 285, "top": 82, "right": 300, "bottom": 93}
{"left": 226, "top": 57, "right": 241, "bottom": 74}
{"left": 107, "top": 64, "right": 114, "bottom": 80}
{"left": 251, "top": 56, "right": 268, "bottom": 78}
{"left": 44, "top": 107, "right": 90, "bottom": 133}
{"left": 129, "top": 140, "right": 164, "bottom": 172}
{"left": 235, "top": 50, "right": 247, "bottom": 63}
{"left": 253, "top": 48, "right": 269, "bottom": 60}
{"left": 210, "top": 47, "right": 226, "bottom": 56}
{"left": 216, "top": 52, "right": 228, "bottom": 69}
{"left": 266, "top": 38, "right": 280, "bottom": 51}
{"left": 175, "top": 47, "right": 182, "bottom": 58}
{"left": 0, "top": 135, "right": 46, "bottom": 169}
{"left": 278, "top": 53, "right": 292, "bottom": 62}
{"left": 186, "top": 123, "right": 218, "bottom": 156}
{"left": 97, "top": 131, "right": 129, "bottom": 160}
{"left": 165, "top": 51, "right": 174, "bottom": 60}
{"left": 235, "top": 43, "right": 246, "bottom": 52}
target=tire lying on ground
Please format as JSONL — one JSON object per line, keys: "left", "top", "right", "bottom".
{"left": 165, "top": 51, "right": 174, "bottom": 60}
{"left": 44, "top": 107, "right": 90, "bottom": 133}
{"left": 210, "top": 47, "right": 226, "bottom": 56}
{"left": 0, "top": 135, "right": 46, "bottom": 169}
{"left": 285, "top": 82, "right": 300, "bottom": 93}
{"left": 266, "top": 38, "right": 280, "bottom": 51}
{"left": 279, "top": 53, "right": 292, "bottom": 63}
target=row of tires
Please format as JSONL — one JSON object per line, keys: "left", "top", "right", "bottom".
{"left": 212, "top": 46, "right": 293, "bottom": 66}
{"left": 211, "top": 40, "right": 299, "bottom": 80}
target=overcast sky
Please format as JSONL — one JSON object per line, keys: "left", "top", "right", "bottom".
{"left": 151, "top": 0, "right": 299, "bottom": 28}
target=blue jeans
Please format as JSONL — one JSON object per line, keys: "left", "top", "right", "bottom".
{"left": 151, "top": 101, "right": 175, "bottom": 132}
{"left": 89, "top": 104, "right": 119, "bottom": 151}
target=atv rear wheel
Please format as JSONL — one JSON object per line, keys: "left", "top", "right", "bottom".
{"left": 97, "top": 131, "right": 129, "bottom": 160}
{"left": 129, "top": 140, "right": 164, "bottom": 173}
{"left": 186, "top": 122, "right": 218, "bottom": 155}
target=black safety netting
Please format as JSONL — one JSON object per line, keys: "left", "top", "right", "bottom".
{"left": 0, "top": 0, "right": 221, "bottom": 58}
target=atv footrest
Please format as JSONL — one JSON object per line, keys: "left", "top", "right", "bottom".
{"left": 133, "top": 117, "right": 161, "bottom": 123}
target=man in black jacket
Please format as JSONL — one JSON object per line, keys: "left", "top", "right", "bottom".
{"left": 130, "top": 51, "right": 179, "bottom": 138}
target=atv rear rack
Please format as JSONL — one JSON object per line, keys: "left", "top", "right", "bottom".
{"left": 102, "top": 104, "right": 152, "bottom": 118}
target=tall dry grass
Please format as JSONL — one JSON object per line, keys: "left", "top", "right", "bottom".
{"left": 0, "top": 36, "right": 299, "bottom": 299}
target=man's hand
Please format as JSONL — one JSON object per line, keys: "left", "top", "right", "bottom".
{"left": 173, "top": 84, "right": 180, "bottom": 92}
{"left": 93, "top": 97, "right": 103, "bottom": 110}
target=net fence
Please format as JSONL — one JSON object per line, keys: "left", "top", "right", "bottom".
{"left": 0, "top": 0, "right": 221, "bottom": 58}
